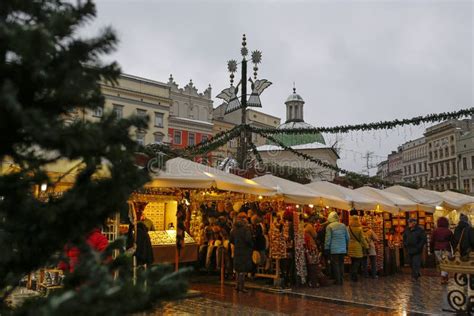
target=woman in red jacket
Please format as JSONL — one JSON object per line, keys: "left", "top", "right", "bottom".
{"left": 59, "top": 228, "right": 109, "bottom": 272}
{"left": 431, "top": 217, "right": 453, "bottom": 284}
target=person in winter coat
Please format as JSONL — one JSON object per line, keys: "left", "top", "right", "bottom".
{"left": 135, "top": 222, "right": 154, "bottom": 266}
{"left": 230, "top": 212, "right": 254, "bottom": 292}
{"left": 347, "top": 216, "right": 368, "bottom": 282}
{"left": 324, "top": 211, "right": 350, "bottom": 285}
{"left": 251, "top": 215, "right": 267, "bottom": 267}
{"left": 361, "top": 220, "right": 378, "bottom": 279}
{"left": 304, "top": 224, "right": 327, "bottom": 287}
{"left": 452, "top": 214, "right": 473, "bottom": 257}
{"left": 59, "top": 228, "right": 109, "bottom": 273}
{"left": 431, "top": 217, "right": 453, "bottom": 284}
{"left": 403, "top": 218, "right": 427, "bottom": 280}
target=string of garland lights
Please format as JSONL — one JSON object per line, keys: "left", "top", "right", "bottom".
{"left": 248, "top": 135, "right": 264, "bottom": 165}
{"left": 184, "top": 124, "right": 243, "bottom": 152}
{"left": 252, "top": 108, "right": 473, "bottom": 135}
{"left": 251, "top": 128, "right": 394, "bottom": 186}
{"left": 186, "top": 125, "right": 244, "bottom": 157}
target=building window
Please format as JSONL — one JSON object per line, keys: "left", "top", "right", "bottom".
{"left": 450, "top": 135, "right": 454, "bottom": 142}
{"left": 439, "top": 149, "right": 443, "bottom": 159}
{"left": 451, "top": 145, "right": 455, "bottom": 155}
{"left": 154, "top": 112, "right": 164, "bottom": 127}
{"left": 434, "top": 151, "right": 438, "bottom": 159}
{"left": 201, "top": 135, "right": 208, "bottom": 143}
{"left": 173, "top": 130, "right": 182, "bottom": 145}
{"left": 446, "top": 162, "right": 450, "bottom": 175}
{"left": 445, "top": 147, "right": 449, "bottom": 157}
{"left": 93, "top": 106, "right": 103, "bottom": 118}
{"left": 418, "top": 162, "right": 422, "bottom": 174}
{"left": 136, "top": 131, "right": 145, "bottom": 146}
{"left": 137, "top": 109, "right": 147, "bottom": 119}
{"left": 440, "top": 164, "right": 444, "bottom": 176}
{"left": 463, "top": 179, "right": 471, "bottom": 193}
{"left": 429, "top": 152, "right": 433, "bottom": 161}
{"left": 154, "top": 132, "right": 164, "bottom": 144}
{"left": 472, "top": 179, "right": 474, "bottom": 193}
{"left": 430, "top": 166, "right": 433, "bottom": 178}
{"left": 463, "top": 157, "right": 468, "bottom": 170}
{"left": 424, "top": 162, "right": 427, "bottom": 172}
{"left": 188, "top": 133, "right": 195, "bottom": 146}
{"left": 113, "top": 104, "right": 123, "bottom": 119}
{"left": 472, "top": 156, "right": 474, "bottom": 170}
{"left": 452, "top": 161, "right": 456, "bottom": 174}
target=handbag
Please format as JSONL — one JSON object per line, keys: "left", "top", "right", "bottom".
{"left": 349, "top": 227, "right": 368, "bottom": 252}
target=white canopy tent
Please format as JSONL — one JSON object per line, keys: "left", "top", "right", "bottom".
{"left": 384, "top": 185, "right": 440, "bottom": 212}
{"left": 145, "top": 157, "right": 275, "bottom": 196}
{"left": 305, "top": 181, "right": 391, "bottom": 211}
{"left": 355, "top": 186, "right": 433, "bottom": 213}
{"left": 417, "top": 188, "right": 468, "bottom": 210}
{"left": 253, "top": 175, "right": 347, "bottom": 208}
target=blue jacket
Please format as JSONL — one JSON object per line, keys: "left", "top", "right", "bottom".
{"left": 325, "top": 212, "right": 349, "bottom": 255}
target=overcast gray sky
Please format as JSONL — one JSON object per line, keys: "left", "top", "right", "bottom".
{"left": 90, "top": 0, "right": 473, "bottom": 175}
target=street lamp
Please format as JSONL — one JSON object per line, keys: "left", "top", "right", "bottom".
{"left": 217, "top": 34, "right": 272, "bottom": 169}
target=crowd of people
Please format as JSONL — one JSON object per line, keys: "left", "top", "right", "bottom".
{"left": 196, "top": 203, "right": 474, "bottom": 292}
{"left": 195, "top": 203, "right": 388, "bottom": 291}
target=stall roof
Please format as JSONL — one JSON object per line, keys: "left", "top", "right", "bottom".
{"left": 419, "top": 189, "right": 474, "bottom": 210}
{"left": 384, "top": 186, "right": 441, "bottom": 212}
{"left": 355, "top": 186, "right": 433, "bottom": 213}
{"left": 306, "top": 181, "right": 392, "bottom": 211}
{"left": 253, "top": 175, "right": 347, "bottom": 208}
{"left": 146, "top": 158, "right": 275, "bottom": 196}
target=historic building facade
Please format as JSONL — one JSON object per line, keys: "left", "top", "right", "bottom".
{"left": 456, "top": 121, "right": 474, "bottom": 195}
{"left": 213, "top": 103, "right": 281, "bottom": 148}
{"left": 167, "top": 75, "right": 214, "bottom": 150}
{"left": 84, "top": 73, "right": 171, "bottom": 146}
{"left": 401, "top": 137, "right": 428, "bottom": 188}
{"left": 424, "top": 119, "right": 473, "bottom": 191}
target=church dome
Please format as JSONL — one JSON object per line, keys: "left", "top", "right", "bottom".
{"left": 285, "top": 92, "right": 304, "bottom": 103}
{"left": 269, "top": 87, "right": 325, "bottom": 146}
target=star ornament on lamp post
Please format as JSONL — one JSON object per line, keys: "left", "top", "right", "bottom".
{"left": 216, "top": 34, "right": 272, "bottom": 169}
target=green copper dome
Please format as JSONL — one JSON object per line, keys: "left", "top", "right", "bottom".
{"left": 270, "top": 121, "right": 326, "bottom": 146}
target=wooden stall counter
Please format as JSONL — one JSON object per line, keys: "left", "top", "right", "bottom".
{"left": 149, "top": 230, "right": 198, "bottom": 264}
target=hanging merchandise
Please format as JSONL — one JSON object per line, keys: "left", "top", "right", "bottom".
{"left": 293, "top": 211, "right": 307, "bottom": 284}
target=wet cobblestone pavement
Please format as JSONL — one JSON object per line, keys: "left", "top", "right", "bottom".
{"left": 147, "top": 272, "right": 462, "bottom": 315}
{"left": 148, "top": 283, "right": 396, "bottom": 315}
{"left": 286, "top": 274, "right": 451, "bottom": 314}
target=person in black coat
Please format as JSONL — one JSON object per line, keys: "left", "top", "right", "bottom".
{"left": 403, "top": 218, "right": 426, "bottom": 280}
{"left": 230, "top": 212, "right": 253, "bottom": 292}
{"left": 135, "top": 222, "right": 154, "bottom": 266}
{"left": 453, "top": 214, "right": 474, "bottom": 257}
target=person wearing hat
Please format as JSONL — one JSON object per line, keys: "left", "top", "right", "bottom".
{"left": 230, "top": 212, "right": 253, "bottom": 292}
{"left": 403, "top": 218, "right": 427, "bottom": 281}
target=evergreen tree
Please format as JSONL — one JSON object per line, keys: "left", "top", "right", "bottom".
{"left": 0, "top": 0, "right": 188, "bottom": 314}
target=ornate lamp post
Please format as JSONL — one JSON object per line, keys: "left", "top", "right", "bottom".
{"left": 217, "top": 34, "right": 272, "bottom": 169}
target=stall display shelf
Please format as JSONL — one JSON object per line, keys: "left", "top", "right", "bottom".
{"left": 148, "top": 230, "right": 195, "bottom": 246}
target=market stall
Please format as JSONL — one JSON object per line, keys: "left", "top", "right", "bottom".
{"left": 131, "top": 158, "right": 276, "bottom": 267}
